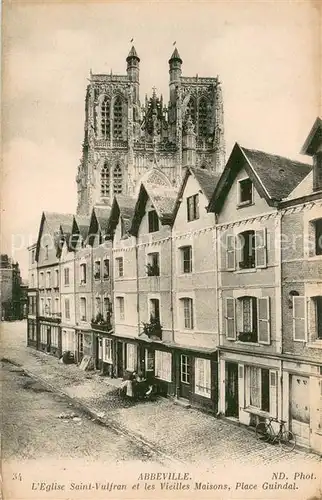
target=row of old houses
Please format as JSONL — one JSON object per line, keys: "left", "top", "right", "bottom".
{"left": 27, "top": 118, "right": 322, "bottom": 454}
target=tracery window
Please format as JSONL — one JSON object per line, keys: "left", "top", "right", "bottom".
{"left": 101, "top": 162, "right": 110, "bottom": 198}
{"left": 187, "top": 98, "right": 196, "bottom": 124}
{"left": 101, "top": 97, "right": 110, "bottom": 138}
{"left": 113, "top": 97, "right": 123, "bottom": 139}
{"left": 198, "top": 97, "right": 207, "bottom": 136}
{"left": 113, "top": 164, "right": 122, "bottom": 194}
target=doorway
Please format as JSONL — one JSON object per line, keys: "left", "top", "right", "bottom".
{"left": 179, "top": 354, "right": 191, "bottom": 400}
{"left": 225, "top": 362, "right": 239, "bottom": 417}
{"left": 117, "top": 341, "right": 124, "bottom": 378}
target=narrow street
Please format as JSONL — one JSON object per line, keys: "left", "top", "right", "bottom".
{"left": 1, "top": 356, "right": 160, "bottom": 464}
{"left": 1, "top": 321, "right": 321, "bottom": 468}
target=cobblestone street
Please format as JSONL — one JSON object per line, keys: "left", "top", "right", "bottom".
{"left": 2, "top": 321, "right": 321, "bottom": 469}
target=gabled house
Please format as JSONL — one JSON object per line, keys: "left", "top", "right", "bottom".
{"left": 107, "top": 195, "right": 137, "bottom": 378}
{"left": 170, "top": 167, "right": 219, "bottom": 410}
{"left": 35, "top": 211, "right": 74, "bottom": 358}
{"left": 208, "top": 143, "right": 312, "bottom": 428}
{"left": 129, "top": 183, "right": 177, "bottom": 390}
{"left": 279, "top": 118, "right": 322, "bottom": 452}
{"left": 73, "top": 213, "right": 93, "bottom": 363}
{"left": 87, "top": 207, "right": 113, "bottom": 373}
{"left": 58, "top": 217, "right": 79, "bottom": 360}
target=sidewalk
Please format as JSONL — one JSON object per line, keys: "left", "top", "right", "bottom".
{"left": 2, "top": 322, "right": 320, "bottom": 467}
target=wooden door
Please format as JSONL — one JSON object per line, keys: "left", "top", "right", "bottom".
{"left": 225, "top": 362, "right": 239, "bottom": 417}
{"left": 179, "top": 354, "right": 191, "bottom": 400}
{"left": 290, "top": 375, "right": 310, "bottom": 447}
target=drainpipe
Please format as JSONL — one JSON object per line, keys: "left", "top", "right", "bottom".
{"left": 135, "top": 236, "right": 140, "bottom": 335}
{"left": 170, "top": 225, "right": 175, "bottom": 342}
{"left": 277, "top": 210, "right": 284, "bottom": 422}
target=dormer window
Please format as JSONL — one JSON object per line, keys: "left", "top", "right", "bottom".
{"left": 148, "top": 210, "right": 159, "bottom": 233}
{"left": 238, "top": 178, "right": 253, "bottom": 206}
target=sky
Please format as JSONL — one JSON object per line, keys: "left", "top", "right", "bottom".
{"left": 1, "top": 0, "right": 320, "bottom": 278}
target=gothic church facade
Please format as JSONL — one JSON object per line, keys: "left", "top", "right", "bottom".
{"left": 76, "top": 47, "right": 225, "bottom": 215}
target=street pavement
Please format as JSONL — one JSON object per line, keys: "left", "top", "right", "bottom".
{"left": 1, "top": 320, "right": 321, "bottom": 467}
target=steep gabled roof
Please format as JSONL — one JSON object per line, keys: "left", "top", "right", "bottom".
{"left": 208, "top": 143, "right": 312, "bottom": 212}
{"left": 172, "top": 166, "right": 220, "bottom": 222}
{"left": 130, "top": 183, "right": 178, "bottom": 236}
{"left": 300, "top": 117, "right": 322, "bottom": 156}
{"left": 92, "top": 206, "right": 111, "bottom": 234}
{"left": 35, "top": 211, "right": 74, "bottom": 261}
{"left": 74, "top": 214, "right": 91, "bottom": 241}
{"left": 106, "top": 195, "right": 137, "bottom": 237}
{"left": 169, "top": 47, "right": 182, "bottom": 63}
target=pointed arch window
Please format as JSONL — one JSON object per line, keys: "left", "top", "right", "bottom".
{"left": 113, "top": 164, "right": 123, "bottom": 194}
{"left": 113, "top": 97, "right": 123, "bottom": 139}
{"left": 101, "top": 97, "right": 110, "bottom": 138}
{"left": 187, "top": 98, "right": 196, "bottom": 124}
{"left": 198, "top": 97, "right": 208, "bottom": 136}
{"left": 101, "top": 162, "right": 110, "bottom": 198}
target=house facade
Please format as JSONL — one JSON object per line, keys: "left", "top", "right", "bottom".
{"left": 209, "top": 143, "right": 312, "bottom": 432}
{"left": 279, "top": 118, "right": 322, "bottom": 452}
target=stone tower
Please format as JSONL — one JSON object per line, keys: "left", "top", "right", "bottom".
{"left": 76, "top": 47, "right": 225, "bottom": 216}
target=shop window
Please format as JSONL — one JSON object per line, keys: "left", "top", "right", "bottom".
{"left": 248, "top": 366, "right": 270, "bottom": 412}
{"left": 126, "top": 343, "right": 136, "bottom": 372}
{"left": 195, "top": 358, "right": 211, "bottom": 398}
{"left": 103, "top": 338, "right": 112, "bottom": 363}
{"left": 155, "top": 350, "right": 172, "bottom": 382}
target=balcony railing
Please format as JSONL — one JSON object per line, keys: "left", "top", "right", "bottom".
{"left": 142, "top": 317, "right": 162, "bottom": 339}
{"left": 146, "top": 263, "right": 160, "bottom": 277}
{"left": 238, "top": 331, "right": 258, "bottom": 343}
{"left": 91, "top": 313, "right": 112, "bottom": 332}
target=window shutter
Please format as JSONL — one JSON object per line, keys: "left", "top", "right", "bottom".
{"left": 225, "top": 298, "right": 236, "bottom": 339}
{"left": 257, "top": 297, "right": 270, "bottom": 344}
{"left": 269, "top": 370, "right": 278, "bottom": 418}
{"left": 255, "top": 228, "right": 267, "bottom": 268}
{"left": 226, "top": 235, "right": 236, "bottom": 271}
{"left": 293, "top": 296, "right": 307, "bottom": 341}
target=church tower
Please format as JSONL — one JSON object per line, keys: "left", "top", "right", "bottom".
{"left": 76, "top": 47, "right": 225, "bottom": 216}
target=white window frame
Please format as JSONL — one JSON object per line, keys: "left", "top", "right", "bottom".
{"left": 180, "top": 354, "right": 190, "bottom": 384}
{"left": 64, "top": 267, "right": 70, "bottom": 286}
{"left": 194, "top": 358, "right": 211, "bottom": 398}
{"left": 80, "top": 263, "right": 87, "bottom": 285}
{"left": 103, "top": 338, "right": 112, "bottom": 363}
{"left": 181, "top": 297, "right": 194, "bottom": 330}
{"left": 65, "top": 298, "right": 70, "bottom": 320}
{"left": 40, "top": 325, "right": 47, "bottom": 344}
{"left": 255, "top": 228, "right": 267, "bottom": 268}
{"left": 126, "top": 343, "right": 136, "bottom": 372}
{"left": 95, "top": 295, "right": 101, "bottom": 316}
{"left": 187, "top": 193, "right": 199, "bottom": 222}
{"left": 46, "top": 271, "right": 51, "bottom": 289}
{"left": 180, "top": 245, "right": 193, "bottom": 274}
{"left": 155, "top": 350, "right": 172, "bottom": 382}
{"left": 225, "top": 297, "right": 236, "bottom": 340}
{"left": 51, "top": 328, "right": 59, "bottom": 348}
{"left": 94, "top": 260, "right": 101, "bottom": 281}
{"left": 115, "top": 257, "right": 124, "bottom": 278}
{"left": 116, "top": 296, "right": 125, "bottom": 321}
{"left": 103, "top": 257, "right": 110, "bottom": 280}
{"left": 148, "top": 295, "right": 161, "bottom": 323}
{"left": 80, "top": 297, "right": 87, "bottom": 322}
